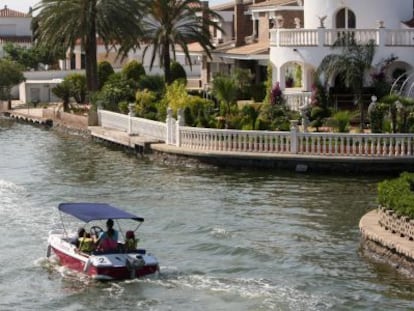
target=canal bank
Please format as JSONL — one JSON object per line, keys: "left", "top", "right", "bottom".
{"left": 360, "top": 209, "right": 414, "bottom": 277}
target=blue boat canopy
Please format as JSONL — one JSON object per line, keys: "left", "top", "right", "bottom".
{"left": 58, "top": 203, "right": 144, "bottom": 223}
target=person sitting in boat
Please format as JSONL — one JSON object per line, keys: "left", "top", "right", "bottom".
{"left": 125, "top": 230, "right": 138, "bottom": 251}
{"left": 71, "top": 227, "right": 86, "bottom": 247}
{"left": 78, "top": 232, "right": 94, "bottom": 253}
{"left": 96, "top": 218, "right": 119, "bottom": 252}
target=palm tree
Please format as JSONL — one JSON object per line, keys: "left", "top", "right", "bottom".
{"left": 317, "top": 37, "right": 376, "bottom": 130}
{"left": 212, "top": 75, "right": 238, "bottom": 129}
{"left": 33, "top": 0, "right": 148, "bottom": 94}
{"left": 142, "top": 0, "right": 222, "bottom": 84}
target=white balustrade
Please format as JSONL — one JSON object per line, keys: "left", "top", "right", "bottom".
{"left": 98, "top": 110, "right": 129, "bottom": 131}
{"left": 285, "top": 92, "right": 312, "bottom": 111}
{"left": 99, "top": 109, "right": 166, "bottom": 141}
{"left": 98, "top": 109, "right": 414, "bottom": 158}
{"left": 297, "top": 132, "right": 414, "bottom": 157}
{"left": 324, "top": 29, "right": 378, "bottom": 46}
{"left": 277, "top": 29, "right": 319, "bottom": 46}
{"left": 271, "top": 28, "right": 414, "bottom": 47}
{"left": 179, "top": 127, "right": 291, "bottom": 153}
{"left": 385, "top": 29, "right": 414, "bottom": 46}
{"left": 130, "top": 117, "right": 166, "bottom": 140}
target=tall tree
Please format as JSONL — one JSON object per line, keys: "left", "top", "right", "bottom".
{"left": 317, "top": 36, "right": 376, "bottom": 130}
{"left": 33, "top": 0, "right": 148, "bottom": 95}
{"left": 0, "top": 59, "right": 25, "bottom": 108}
{"left": 142, "top": 0, "right": 222, "bottom": 84}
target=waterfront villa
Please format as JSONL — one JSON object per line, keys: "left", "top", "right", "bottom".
{"left": 0, "top": 5, "right": 32, "bottom": 57}
{"left": 207, "top": 0, "right": 414, "bottom": 109}
{"left": 7, "top": 0, "right": 414, "bottom": 108}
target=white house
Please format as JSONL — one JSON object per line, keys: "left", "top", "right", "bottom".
{"left": 0, "top": 5, "right": 32, "bottom": 56}
{"left": 19, "top": 79, "right": 63, "bottom": 104}
{"left": 269, "top": 0, "right": 414, "bottom": 100}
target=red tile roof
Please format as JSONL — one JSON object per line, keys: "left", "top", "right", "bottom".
{"left": 0, "top": 5, "right": 29, "bottom": 17}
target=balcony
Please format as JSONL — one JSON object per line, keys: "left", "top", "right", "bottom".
{"left": 270, "top": 28, "right": 414, "bottom": 47}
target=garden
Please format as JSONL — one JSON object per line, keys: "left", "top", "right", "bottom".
{"left": 46, "top": 56, "right": 414, "bottom": 136}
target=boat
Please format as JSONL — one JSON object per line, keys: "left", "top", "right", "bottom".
{"left": 47, "top": 202, "right": 159, "bottom": 281}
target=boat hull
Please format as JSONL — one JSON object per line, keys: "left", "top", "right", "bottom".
{"left": 48, "top": 233, "right": 159, "bottom": 280}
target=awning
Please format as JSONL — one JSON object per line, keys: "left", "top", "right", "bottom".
{"left": 58, "top": 202, "right": 144, "bottom": 223}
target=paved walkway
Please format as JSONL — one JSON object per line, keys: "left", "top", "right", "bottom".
{"left": 89, "top": 126, "right": 161, "bottom": 152}
{"left": 360, "top": 210, "right": 414, "bottom": 259}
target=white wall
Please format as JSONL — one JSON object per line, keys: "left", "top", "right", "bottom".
{"left": 0, "top": 17, "right": 31, "bottom": 36}
{"left": 304, "top": 0, "right": 413, "bottom": 29}
{"left": 19, "top": 80, "right": 62, "bottom": 104}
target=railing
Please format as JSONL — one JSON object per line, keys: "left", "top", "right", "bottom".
{"left": 297, "top": 132, "right": 414, "bottom": 157}
{"left": 285, "top": 92, "right": 312, "bottom": 111}
{"left": 98, "top": 110, "right": 129, "bottom": 131}
{"left": 277, "top": 29, "right": 319, "bottom": 46}
{"left": 130, "top": 117, "right": 166, "bottom": 141}
{"left": 323, "top": 29, "right": 378, "bottom": 46}
{"left": 98, "top": 110, "right": 166, "bottom": 141}
{"left": 271, "top": 28, "right": 414, "bottom": 47}
{"left": 178, "top": 126, "right": 414, "bottom": 157}
{"left": 385, "top": 29, "right": 414, "bottom": 46}
{"left": 180, "top": 127, "right": 291, "bottom": 153}
{"left": 97, "top": 109, "right": 414, "bottom": 158}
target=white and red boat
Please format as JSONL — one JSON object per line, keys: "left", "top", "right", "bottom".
{"left": 47, "top": 202, "right": 159, "bottom": 281}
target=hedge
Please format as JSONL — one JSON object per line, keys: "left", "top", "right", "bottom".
{"left": 377, "top": 172, "right": 414, "bottom": 218}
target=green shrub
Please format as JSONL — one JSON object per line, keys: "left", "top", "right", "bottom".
{"left": 98, "top": 61, "right": 114, "bottom": 89}
{"left": 118, "top": 101, "right": 129, "bottom": 114}
{"left": 310, "top": 106, "right": 328, "bottom": 131}
{"left": 135, "top": 89, "right": 158, "bottom": 120}
{"left": 184, "top": 96, "right": 216, "bottom": 127}
{"left": 369, "top": 102, "right": 387, "bottom": 133}
{"left": 251, "top": 83, "right": 265, "bottom": 102}
{"left": 332, "top": 110, "right": 350, "bottom": 132}
{"left": 65, "top": 73, "right": 87, "bottom": 104}
{"left": 378, "top": 172, "right": 414, "bottom": 218}
{"left": 98, "top": 73, "right": 135, "bottom": 112}
{"left": 239, "top": 104, "right": 260, "bottom": 130}
{"left": 160, "top": 80, "right": 188, "bottom": 114}
{"left": 137, "top": 74, "right": 165, "bottom": 93}
{"left": 170, "top": 61, "right": 187, "bottom": 85}
{"left": 122, "top": 60, "right": 146, "bottom": 82}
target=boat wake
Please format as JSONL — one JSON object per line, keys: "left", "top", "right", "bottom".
{"left": 138, "top": 266, "right": 336, "bottom": 310}
{"left": 0, "top": 179, "right": 27, "bottom": 202}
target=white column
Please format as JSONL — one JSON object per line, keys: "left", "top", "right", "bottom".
{"left": 166, "top": 107, "right": 173, "bottom": 145}
{"left": 290, "top": 120, "right": 299, "bottom": 154}
{"left": 128, "top": 103, "right": 134, "bottom": 135}
{"left": 176, "top": 108, "right": 185, "bottom": 147}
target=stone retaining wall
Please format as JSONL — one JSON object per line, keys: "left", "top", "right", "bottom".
{"left": 378, "top": 206, "right": 414, "bottom": 241}
{"left": 360, "top": 208, "right": 414, "bottom": 276}
{"left": 42, "top": 109, "right": 88, "bottom": 129}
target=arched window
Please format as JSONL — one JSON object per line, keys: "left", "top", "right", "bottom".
{"left": 336, "top": 8, "right": 356, "bottom": 29}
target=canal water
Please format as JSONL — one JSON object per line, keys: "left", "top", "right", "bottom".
{"left": 1, "top": 118, "right": 414, "bottom": 311}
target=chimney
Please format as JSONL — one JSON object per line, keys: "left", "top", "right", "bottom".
{"left": 234, "top": 0, "right": 245, "bottom": 47}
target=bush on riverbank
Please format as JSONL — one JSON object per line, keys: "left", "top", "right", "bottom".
{"left": 377, "top": 172, "right": 414, "bottom": 218}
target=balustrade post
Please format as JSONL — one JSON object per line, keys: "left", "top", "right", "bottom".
{"left": 166, "top": 107, "right": 173, "bottom": 145}
{"left": 290, "top": 120, "right": 299, "bottom": 154}
{"left": 317, "top": 27, "right": 325, "bottom": 47}
{"left": 377, "top": 26, "right": 385, "bottom": 48}
{"left": 128, "top": 103, "right": 135, "bottom": 135}
{"left": 176, "top": 108, "right": 184, "bottom": 147}
{"left": 275, "top": 29, "right": 280, "bottom": 47}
